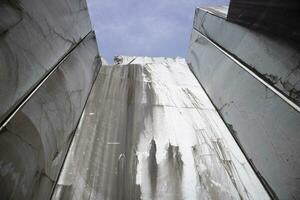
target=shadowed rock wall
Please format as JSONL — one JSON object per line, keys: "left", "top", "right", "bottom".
{"left": 188, "top": 7, "right": 300, "bottom": 199}
{"left": 193, "top": 7, "right": 300, "bottom": 106}
{"left": 227, "top": 0, "right": 300, "bottom": 43}
{"left": 0, "top": 0, "right": 92, "bottom": 123}
{"left": 0, "top": 1, "right": 101, "bottom": 199}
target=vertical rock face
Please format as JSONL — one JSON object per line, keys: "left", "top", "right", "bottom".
{"left": 227, "top": 0, "right": 300, "bottom": 43}
{"left": 52, "top": 57, "right": 269, "bottom": 200}
{"left": 1, "top": 1, "right": 298, "bottom": 199}
{"left": 0, "top": 1, "right": 100, "bottom": 199}
{"left": 0, "top": 0, "right": 92, "bottom": 123}
{"left": 188, "top": 7, "right": 300, "bottom": 199}
{"left": 193, "top": 7, "right": 300, "bottom": 106}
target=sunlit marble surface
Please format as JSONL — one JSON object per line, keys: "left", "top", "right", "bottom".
{"left": 52, "top": 57, "right": 268, "bottom": 200}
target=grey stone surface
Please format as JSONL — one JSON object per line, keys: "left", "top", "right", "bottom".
{"left": 227, "top": 0, "right": 300, "bottom": 42}
{"left": 193, "top": 8, "right": 300, "bottom": 106}
{"left": 201, "top": 6, "right": 228, "bottom": 18}
{"left": 0, "top": 0, "right": 92, "bottom": 123}
{"left": 0, "top": 32, "right": 100, "bottom": 200}
{"left": 188, "top": 28, "right": 300, "bottom": 199}
{"left": 52, "top": 58, "right": 268, "bottom": 200}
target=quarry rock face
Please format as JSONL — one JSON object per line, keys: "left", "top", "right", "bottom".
{"left": 0, "top": 0, "right": 101, "bottom": 199}
{"left": 0, "top": 0, "right": 94, "bottom": 123}
{"left": 227, "top": 0, "right": 300, "bottom": 43}
{"left": 193, "top": 7, "right": 300, "bottom": 106}
{"left": 187, "top": 7, "right": 300, "bottom": 199}
{"left": 1, "top": 1, "right": 299, "bottom": 200}
{"left": 52, "top": 57, "right": 269, "bottom": 200}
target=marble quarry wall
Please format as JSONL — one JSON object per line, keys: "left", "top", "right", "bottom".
{"left": 0, "top": 0, "right": 101, "bottom": 199}
{"left": 187, "top": 7, "right": 300, "bottom": 199}
{"left": 1, "top": 0, "right": 299, "bottom": 200}
{"left": 51, "top": 57, "right": 269, "bottom": 200}
{"left": 227, "top": 0, "right": 300, "bottom": 43}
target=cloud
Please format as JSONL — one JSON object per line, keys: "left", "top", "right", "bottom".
{"left": 87, "top": 0, "right": 229, "bottom": 63}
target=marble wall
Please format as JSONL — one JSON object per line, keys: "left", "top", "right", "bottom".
{"left": 227, "top": 0, "right": 300, "bottom": 43}
{"left": 0, "top": 0, "right": 101, "bottom": 199}
{"left": 0, "top": 31, "right": 100, "bottom": 200}
{"left": 188, "top": 8, "right": 300, "bottom": 199}
{"left": 0, "top": 0, "right": 92, "bottom": 123}
{"left": 193, "top": 7, "right": 300, "bottom": 106}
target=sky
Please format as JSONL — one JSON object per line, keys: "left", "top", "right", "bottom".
{"left": 86, "top": 0, "right": 229, "bottom": 63}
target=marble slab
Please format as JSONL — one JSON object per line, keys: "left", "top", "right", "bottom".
{"left": 193, "top": 8, "right": 300, "bottom": 106}
{"left": 52, "top": 57, "right": 268, "bottom": 200}
{"left": 227, "top": 0, "right": 300, "bottom": 42}
{"left": 0, "top": 0, "right": 92, "bottom": 123}
{"left": 187, "top": 29, "right": 300, "bottom": 199}
{"left": 0, "top": 32, "right": 100, "bottom": 200}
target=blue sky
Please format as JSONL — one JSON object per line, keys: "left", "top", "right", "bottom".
{"left": 87, "top": 0, "right": 229, "bottom": 63}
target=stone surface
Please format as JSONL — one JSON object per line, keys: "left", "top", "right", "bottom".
{"left": 193, "top": 8, "right": 300, "bottom": 106}
{"left": 227, "top": 0, "right": 300, "bottom": 43}
{"left": 188, "top": 25, "right": 300, "bottom": 199}
{"left": 0, "top": 32, "right": 100, "bottom": 200}
{"left": 201, "top": 6, "right": 228, "bottom": 18}
{"left": 52, "top": 57, "right": 268, "bottom": 200}
{"left": 0, "top": 0, "right": 92, "bottom": 123}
